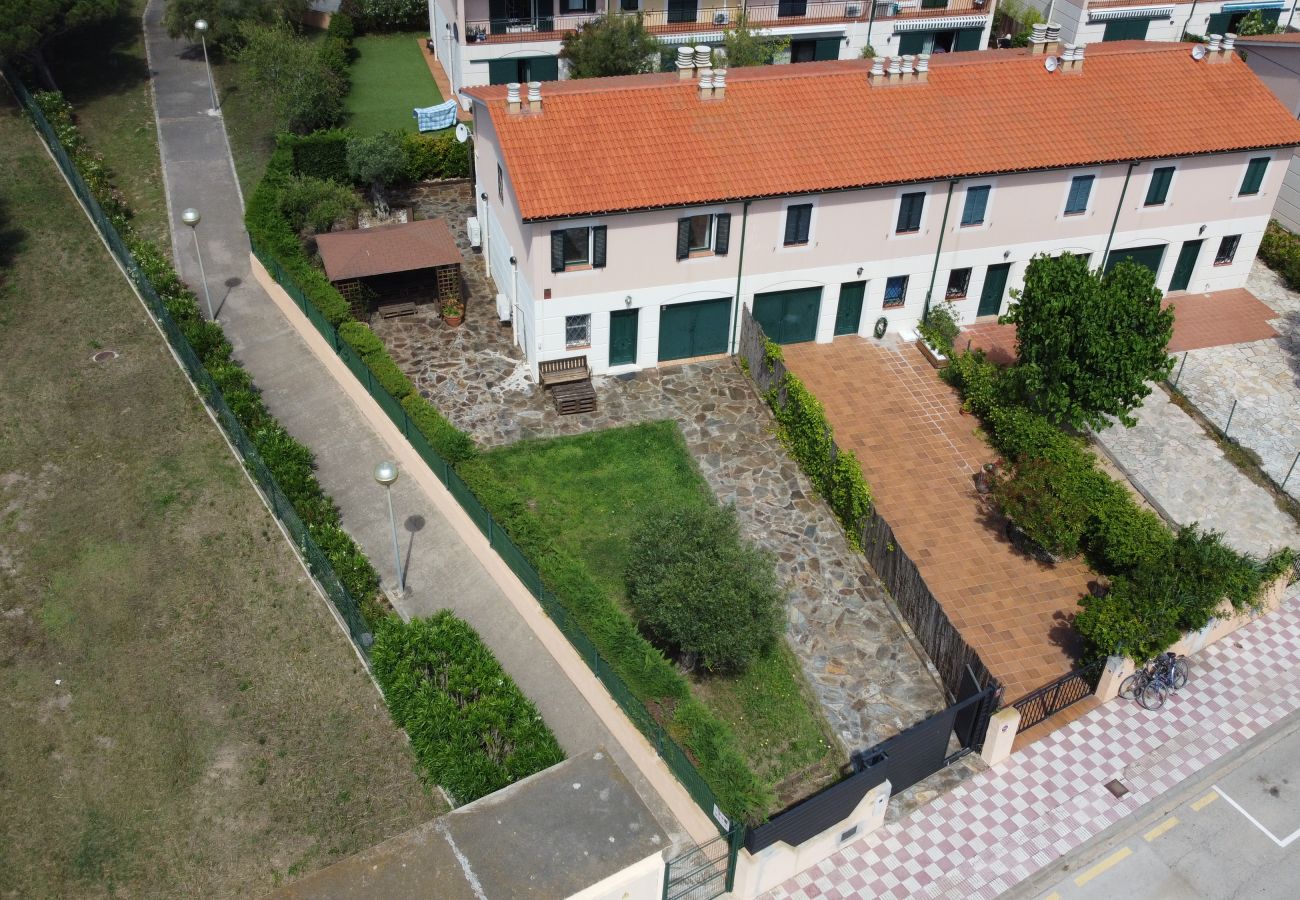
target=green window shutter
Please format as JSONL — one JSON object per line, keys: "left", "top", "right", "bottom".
{"left": 1206, "top": 12, "right": 1232, "bottom": 35}
{"left": 1066, "top": 175, "right": 1093, "bottom": 214}
{"left": 813, "top": 37, "right": 841, "bottom": 60}
{"left": 955, "top": 28, "right": 983, "bottom": 51}
{"left": 1103, "top": 18, "right": 1149, "bottom": 41}
{"left": 898, "top": 32, "right": 927, "bottom": 55}
{"left": 591, "top": 225, "right": 607, "bottom": 268}
{"left": 488, "top": 59, "right": 520, "bottom": 85}
{"left": 897, "top": 192, "right": 924, "bottom": 233}
{"left": 527, "top": 56, "right": 559, "bottom": 82}
{"left": 785, "top": 204, "right": 811, "bottom": 245}
{"left": 676, "top": 218, "right": 691, "bottom": 260}
{"left": 1145, "top": 167, "right": 1174, "bottom": 206}
{"left": 551, "top": 231, "right": 565, "bottom": 272}
{"left": 714, "top": 213, "right": 731, "bottom": 255}
{"left": 1241, "top": 157, "right": 1270, "bottom": 196}
{"left": 1263, "top": 9, "right": 1282, "bottom": 26}
{"left": 961, "top": 185, "right": 989, "bottom": 226}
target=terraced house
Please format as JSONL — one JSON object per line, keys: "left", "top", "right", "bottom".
{"left": 427, "top": 0, "right": 996, "bottom": 91}
{"left": 465, "top": 39, "right": 1300, "bottom": 376}
{"left": 1017, "top": 0, "right": 1295, "bottom": 47}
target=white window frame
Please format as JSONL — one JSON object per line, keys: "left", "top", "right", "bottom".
{"left": 1235, "top": 153, "right": 1274, "bottom": 201}
{"left": 1058, "top": 168, "right": 1101, "bottom": 220}
{"left": 958, "top": 180, "right": 996, "bottom": 230}
{"left": 889, "top": 185, "right": 930, "bottom": 241}
{"left": 1214, "top": 234, "right": 1241, "bottom": 267}
{"left": 565, "top": 313, "right": 592, "bottom": 349}
{"left": 882, "top": 274, "right": 910, "bottom": 309}
{"left": 945, "top": 267, "right": 972, "bottom": 300}
{"left": 1140, "top": 161, "right": 1179, "bottom": 210}
{"left": 552, "top": 216, "right": 601, "bottom": 273}
{"left": 779, "top": 196, "right": 818, "bottom": 252}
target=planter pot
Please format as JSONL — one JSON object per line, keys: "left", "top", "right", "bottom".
{"left": 917, "top": 338, "right": 950, "bottom": 369}
{"left": 444, "top": 312, "right": 464, "bottom": 327}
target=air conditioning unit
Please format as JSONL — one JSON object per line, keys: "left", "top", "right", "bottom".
{"left": 713, "top": 10, "right": 730, "bottom": 24}
{"left": 496, "top": 292, "right": 512, "bottom": 322}
{"left": 467, "top": 216, "right": 481, "bottom": 248}
{"left": 846, "top": 1, "right": 864, "bottom": 15}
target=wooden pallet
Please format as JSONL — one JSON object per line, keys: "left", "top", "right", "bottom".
{"left": 550, "top": 379, "right": 596, "bottom": 415}
{"left": 378, "top": 301, "right": 417, "bottom": 318}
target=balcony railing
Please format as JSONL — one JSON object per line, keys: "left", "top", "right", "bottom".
{"left": 463, "top": 0, "right": 990, "bottom": 44}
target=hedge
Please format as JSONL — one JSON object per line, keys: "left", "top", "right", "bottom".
{"left": 371, "top": 612, "right": 565, "bottom": 803}
{"left": 286, "top": 129, "right": 352, "bottom": 184}
{"left": 1259, "top": 219, "right": 1300, "bottom": 291}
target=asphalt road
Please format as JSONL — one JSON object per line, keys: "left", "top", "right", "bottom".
{"left": 1010, "top": 707, "right": 1300, "bottom": 899}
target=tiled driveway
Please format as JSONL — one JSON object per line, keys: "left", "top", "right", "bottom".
{"left": 782, "top": 339, "right": 1096, "bottom": 704}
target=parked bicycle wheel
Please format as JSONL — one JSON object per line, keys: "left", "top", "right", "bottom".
{"left": 1119, "top": 669, "right": 1148, "bottom": 701}
{"left": 1170, "top": 657, "right": 1189, "bottom": 691}
{"left": 1138, "top": 681, "right": 1167, "bottom": 710}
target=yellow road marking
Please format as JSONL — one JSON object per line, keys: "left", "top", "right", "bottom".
{"left": 1042, "top": 893, "right": 1061, "bottom": 900}
{"left": 1144, "top": 817, "right": 1179, "bottom": 842}
{"left": 1074, "top": 847, "right": 1133, "bottom": 887}
{"left": 1192, "top": 791, "right": 1219, "bottom": 811}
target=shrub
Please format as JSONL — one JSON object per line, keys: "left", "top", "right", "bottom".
{"left": 347, "top": 130, "right": 408, "bottom": 190}
{"left": 236, "top": 21, "right": 347, "bottom": 135}
{"left": 625, "top": 503, "right": 783, "bottom": 673}
{"left": 918, "top": 299, "right": 960, "bottom": 356}
{"left": 346, "top": 0, "right": 429, "bottom": 31}
{"left": 287, "top": 129, "right": 353, "bottom": 183}
{"left": 371, "top": 612, "right": 566, "bottom": 803}
{"left": 402, "top": 395, "right": 478, "bottom": 465}
{"left": 1084, "top": 490, "right": 1174, "bottom": 575}
{"left": 363, "top": 353, "right": 415, "bottom": 400}
{"left": 339, "top": 320, "right": 387, "bottom": 357}
{"left": 277, "top": 174, "right": 362, "bottom": 234}
{"left": 991, "top": 456, "right": 1092, "bottom": 558}
{"left": 1259, "top": 220, "right": 1300, "bottom": 291}
{"left": 402, "top": 131, "right": 472, "bottom": 181}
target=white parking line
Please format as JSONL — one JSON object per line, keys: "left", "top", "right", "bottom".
{"left": 1212, "top": 785, "right": 1300, "bottom": 848}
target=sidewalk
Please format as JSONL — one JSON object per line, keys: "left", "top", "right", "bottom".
{"left": 768, "top": 584, "right": 1300, "bottom": 899}
{"left": 141, "top": 0, "right": 701, "bottom": 850}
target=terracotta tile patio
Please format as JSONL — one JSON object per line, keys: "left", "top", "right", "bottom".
{"left": 963, "top": 287, "right": 1280, "bottom": 365}
{"left": 782, "top": 339, "right": 1097, "bottom": 704}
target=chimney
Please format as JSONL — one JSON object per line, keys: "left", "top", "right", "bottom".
{"left": 1045, "top": 22, "right": 1062, "bottom": 56}
{"left": 869, "top": 56, "right": 885, "bottom": 85}
{"left": 901, "top": 54, "right": 916, "bottom": 81}
{"left": 677, "top": 45, "right": 694, "bottom": 80}
{"left": 916, "top": 53, "right": 930, "bottom": 83}
{"left": 1207, "top": 33, "right": 1222, "bottom": 53}
{"left": 694, "top": 44, "right": 712, "bottom": 77}
{"left": 1030, "top": 22, "right": 1049, "bottom": 55}
{"left": 888, "top": 55, "right": 902, "bottom": 79}
{"left": 1062, "top": 43, "right": 1085, "bottom": 73}
{"left": 527, "top": 81, "right": 542, "bottom": 112}
{"left": 698, "top": 70, "right": 714, "bottom": 100}
{"left": 506, "top": 81, "right": 521, "bottom": 114}
{"left": 1221, "top": 32, "right": 1237, "bottom": 58}
{"left": 712, "top": 67, "right": 726, "bottom": 99}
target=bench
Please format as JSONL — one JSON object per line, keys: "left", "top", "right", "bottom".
{"left": 378, "top": 301, "right": 417, "bottom": 319}
{"left": 539, "top": 355, "right": 590, "bottom": 388}
{"left": 551, "top": 380, "right": 597, "bottom": 415}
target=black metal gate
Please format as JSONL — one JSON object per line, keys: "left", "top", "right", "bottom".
{"left": 1011, "top": 658, "right": 1105, "bottom": 733}
{"left": 662, "top": 828, "right": 742, "bottom": 900}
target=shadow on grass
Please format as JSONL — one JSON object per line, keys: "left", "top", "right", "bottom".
{"left": 0, "top": 197, "right": 27, "bottom": 280}
{"left": 47, "top": 13, "right": 151, "bottom": 104}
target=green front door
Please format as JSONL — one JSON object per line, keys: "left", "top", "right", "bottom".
{"left": 1169, "top": 240, "right": 1202, "bottom": 292}
{"left": 834, "top": 281, "right": 866, "bottom": 336}
{"left": 898, "top": 31, "right": 927, "bottom": 55}
{"left": 1105, "top": 244, "right": 1166, "bottom": 278}
{"left": 753, "top": 287, "right": 822, "bottom": 344}
{"left": 977, "top": 263, "right": 1011, "bottom": 317}
{"left": 1103, "top": 18, "right": 1150, "bottom": 41}
{"left": 609, "top": 308, "right": 639, "bottom": 365}
{"left": 955, "top": 28, "right": 983, "bottom": 51}
{"left": 657, "top": 297, "right": 732, "bottom": 362}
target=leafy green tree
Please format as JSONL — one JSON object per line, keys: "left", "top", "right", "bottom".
{"left": 560, "top": 12, "right": 660, "bottom": 79}
{"left": 343, "top": 0, "right": 427, "bottom": 31}
{"left": 277, "top": 174, "right": 363, "bottom": 234}
{"left": 0, "top": 0, "right": 125, "bottom": 90}
{"left": 1237, "top": 10, "right": 1280, "bottom": 36}
{"left": 236, "top": 21, "right": 345, "bottom": 134}
{"left": 163, "top": 0, "right": 307, "bottom": 52}
{"left": 1002, "top": 252, "right": 1174, "bottom": 430}
{"left": 346, "top": 131, "right": 407, "bottom": 190}
{"left": 722, "top": 11, "right": 789, "bottom": 67}
{"left": 625, "top": 502, "right": 783, "bottom": 674}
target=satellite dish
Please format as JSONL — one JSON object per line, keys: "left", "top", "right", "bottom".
{"left": 1192, "top": 44, "right": 1208, "bottom": 60}
{"left": 455, "top": 123, "right": 470, "bottom": 144}
{"left": 1044, "top": 55, "right": 1059, "bottom": 73}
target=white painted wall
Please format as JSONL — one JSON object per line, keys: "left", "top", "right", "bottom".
{"left": 565, "top": 850, "right": 665, "bottom": 900}
{"left": 1017, "top": 1, "right": 1300, "bottom": 46}
{"left": 1275, "top": 152, "right": 1300, "bottom": 234}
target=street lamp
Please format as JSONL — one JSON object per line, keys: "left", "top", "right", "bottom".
{"left": 180, "top": 208, "right": 214, "bottom": 320}
{"left": 194, "top": 19, "right": 218, "bottom": 114}
{"left": 374, "top": 461, "right": 405, "bottom": 595}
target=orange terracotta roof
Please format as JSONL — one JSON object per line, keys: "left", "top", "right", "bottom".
{"left": 466, "top": 43, "right": 1300, "bottom": 221}
{"left": 316, "top": 219, "right": 461, "bottom": 281}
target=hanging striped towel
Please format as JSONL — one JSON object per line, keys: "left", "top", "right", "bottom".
{"left": 413, "top": 99, "right": 459, "bottom": 132}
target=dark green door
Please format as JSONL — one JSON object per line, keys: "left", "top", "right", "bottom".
{"left": 753, "top": 287, "right": 822, "bottom": 344}
{"left": 658, "top": 297, "right": 732, "bottom": 362}
{"left": 835, "top": 281, "right": 865, "bottom": 336}
{"left": 978, "top": 263, "right": 1011, "bottom": 317}
{"left": 667, "top": 0, "right": 697, "bottom": 24}
{"left": 1169, "top": 240, "right": 1202, "bottom": 292}
{"left": 609, "top": 308, "right": 639, "bottom": 365}
{"left": 1103, "top": 18, "right": 1150, "bottom": 41}
{"left": 813, "top": 37, "right": 841, "bottom": 60}
{"left": 526, "top": 55, "right": 559, "bottom": 82}
{"left": 898, "top": 31, "right": 927, "bottom": 55}
{"left": 955, "top": 28, "right": 983, "bottom": 51}
{"left": 1105, "top": 244, "right": 1165, "bottom": 277}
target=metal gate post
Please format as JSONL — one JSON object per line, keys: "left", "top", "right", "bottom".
{"left": 726, "top": 826, "right": 745, "bottom": 891}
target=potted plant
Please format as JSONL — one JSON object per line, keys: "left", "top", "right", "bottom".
{"left": 442, "top": 298, "right": 464, "bottom": 327}
{"left": 916, "top": 300, "right": 960, "bottom": 368}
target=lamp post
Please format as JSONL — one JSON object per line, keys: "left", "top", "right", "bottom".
{"left": 194, "top": 19, "right": 218, "bottom": 114}
{"left": 374, "top": 461, "right": 405, "bottom": 595}
{"left": 180, "top": 208, "right": 214, "bottom": 320}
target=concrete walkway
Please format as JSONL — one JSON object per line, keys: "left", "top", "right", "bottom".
{"left": 141, "top": 0, "right": 701, "bottom": 851}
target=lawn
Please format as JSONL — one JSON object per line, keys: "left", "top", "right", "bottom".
{"left": 469, "top": 422, "right": 842, "bottom": 809}
{"left": 213, "top": 51, "right": 282, "bottom": 200}
{"left": 0, "top": 94, "right": 443, "bottom": 896}
{"left": 344, "top": 32, "right": 444, "bottom": 136}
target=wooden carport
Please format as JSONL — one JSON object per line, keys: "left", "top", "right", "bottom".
{"left": 316, "top": 219, "right": 462, "bottom": 319}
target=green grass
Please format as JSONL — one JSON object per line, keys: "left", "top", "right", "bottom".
{"left": 213, "top": 53, "right": 281, "bottom": 200}
{"left": 0, "top": 94, "right": 443, "bottom": 896}
{"left": 344, "top": 32, "right": 444, "bottom": 136}
{"left": 472, "top": 421, "right": 842, "bottom": 807}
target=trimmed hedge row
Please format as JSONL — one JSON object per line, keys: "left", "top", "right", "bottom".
{"left": 1259, "top": 219, "right": 1300, "bottom": 291}
{"left": 31, "top": 90, "right": 389, "bottom": 629}
{"left": 371, "top": 612, "right": 565, "bottom": 804}
{"left": 457, "top": 456, "right": 773, "bottom": 823}
{"left": 944, "top": 350, "right": 1294, "bottom": 661}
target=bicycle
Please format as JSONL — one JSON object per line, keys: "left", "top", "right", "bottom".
{"left": 1118, "top": 652, "right": 1190, "bottom": 710}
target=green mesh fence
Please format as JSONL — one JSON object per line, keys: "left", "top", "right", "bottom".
{"left": 7, "top": 67, "right": 375, "bottom": 658}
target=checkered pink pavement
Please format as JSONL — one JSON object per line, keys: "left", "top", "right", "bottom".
{"left": 769, "top": 589, "right": 1300, "bottom": 899}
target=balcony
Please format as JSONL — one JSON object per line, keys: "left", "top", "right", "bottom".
{"left": 462, "top": 0, "right": 992, "bottom": 45}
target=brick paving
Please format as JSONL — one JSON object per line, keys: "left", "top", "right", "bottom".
{"left": 963, "top": 286, "right": 1280, "bottom": 365}
{"left": 782, "top": 339, "right": 1096, "bottom": 704}
{"left": 769, "top": 585, "right": 1300, "bottom": 899}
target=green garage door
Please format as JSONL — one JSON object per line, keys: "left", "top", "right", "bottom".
{"left": 1105, "top": 245, "right": 1166, "bottom": 277}
{"left": 1102, "top": 18, "right": 1150, "bottom": 41}
{"left": 658, "top": 297, "right": 733, "bottom": 362}
{"left": 753, "top": 287, "right": 822, "bottom": 345}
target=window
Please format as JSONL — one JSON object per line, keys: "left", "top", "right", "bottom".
{"left": 621, "top": 0, "right": 639, "bottom": 8}
{"left": 497, "top": 164, "right": 504, "bottom": 201}
{"left": 1215, "top": 235, "right": 1240, "bottom": 266}
{"left": 961, "top": 186, "right": 989, "bottom": 227}
{"left": 688, "top": 215, "right": 713, "bottom": 252}
{"left": 883, "top": 275, "right": 909, "bottom": 308}
{"left": 946, "top": 268, "right": 971, "bottom": 299}
{"left": 784, "top": 203, "right": 812, "bottom": 246}
{"left": 565, "top": 314, "right": 591, "bottom": 348}
{"left": 1064, "top": 175, "right": 1094, "bottom": 215}
{"left": 676, "top": 213, "right": 731, "bottom": 258}
{"left": 1144, "top": 166, "right": 1174, "bottom": 206}
{"left": 896, "top": 192, "right": 925, "bottom": 234}
{"left": 550, "top": 225, "right": 607, "bottom": 272}
{"left": 1240, "top": 157, "right": 1270, "bottom": 196}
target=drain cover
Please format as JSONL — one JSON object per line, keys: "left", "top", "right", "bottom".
{"left": 1105, "top": 779, "right": 1129, "bottom": 798}
{"left": 91, "top": 349, "right": 120, "bottom": 363}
